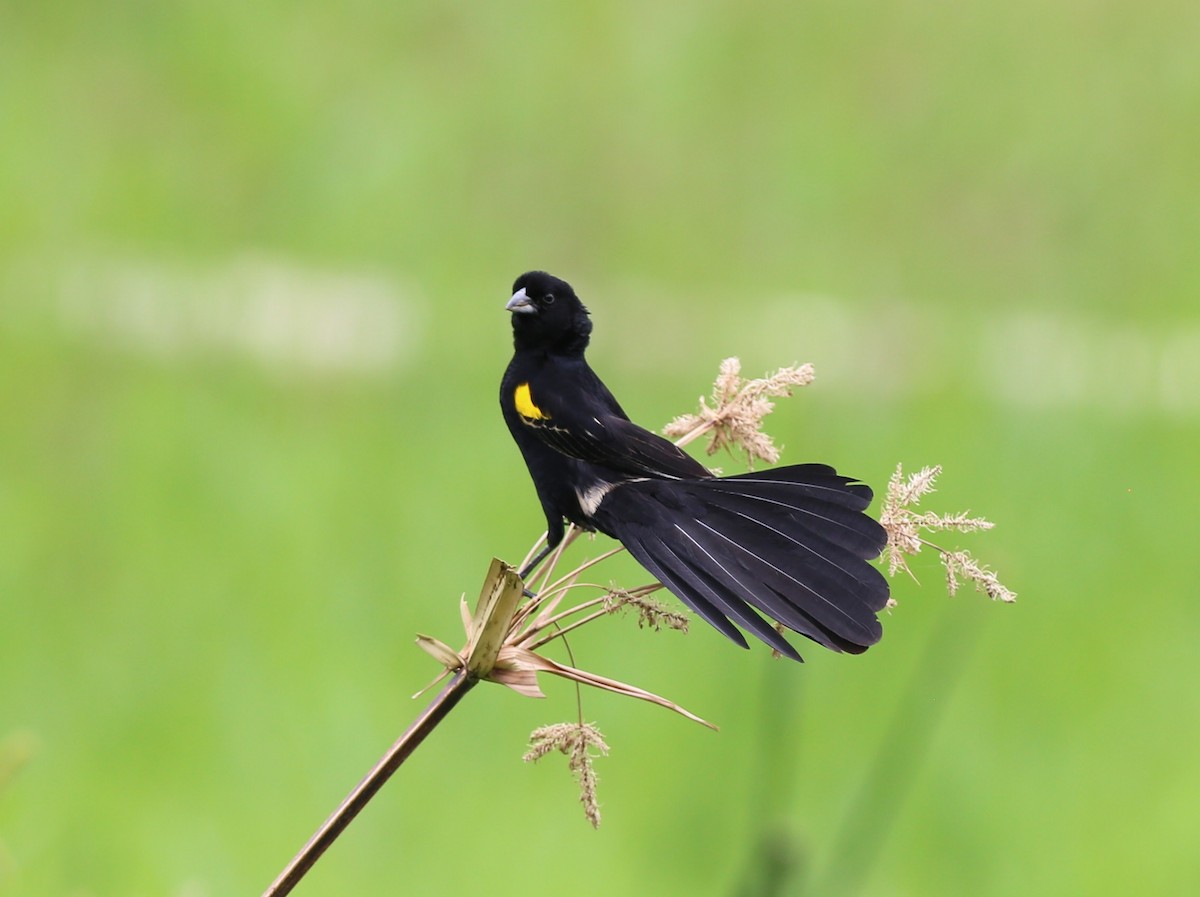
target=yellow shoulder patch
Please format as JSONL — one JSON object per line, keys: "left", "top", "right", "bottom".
{"left": 514, "top": 382, "right": 550, "bottom": 420}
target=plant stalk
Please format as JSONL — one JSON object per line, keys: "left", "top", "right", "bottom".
{"left": 262, "top": 669, "right": 477, "bottom": 896}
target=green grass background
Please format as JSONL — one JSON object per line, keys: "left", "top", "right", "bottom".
{"left": 2, "top": 2, "right": 1198, "bottom": 894}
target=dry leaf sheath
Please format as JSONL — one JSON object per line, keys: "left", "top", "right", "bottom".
{"left": 416, "top": 550, "right": 713, "bottom": 728}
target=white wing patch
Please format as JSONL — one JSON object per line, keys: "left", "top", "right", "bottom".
{"left": 576, "top": 482, "right": 616, "bottom": 516}
{"left": 575, "top": 477, "right": 648, "bottom": 516}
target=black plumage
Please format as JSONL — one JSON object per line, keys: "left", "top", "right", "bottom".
{"left": 500, "top": 271, "right": 889, "bottom": 660}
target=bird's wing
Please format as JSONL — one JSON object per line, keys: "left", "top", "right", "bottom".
{"left": 507, "top": 373, "right": 710, "bottom": 480}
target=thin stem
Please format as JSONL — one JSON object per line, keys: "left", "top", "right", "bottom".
{"left": 540, "top": 545, "right": 626, "bottom": 596}
{"left": 510, "top": 530, "right": 582, "bottom": 631}
{"left": 523, "top": 582, "right": 670, "bottom": 650}
{"left": 918, "top": 535, "right": 952, "bottom": 554}
{"left": 526, "top": 607, "right": 613, "bottom": 651}
{"left": 671, "top": 419, "right": 716, "bottom": 448}
{"left": 518, "top": 588, "right": 611, "bottom": 633}
{"left": 553, "top": 627, "right": 586, "bottom": 726}
{"left": 262, "top": 670, "right": 477, "bottom": 897}
{"left": 535, "top": 527, "right": 579, "bottom": 591}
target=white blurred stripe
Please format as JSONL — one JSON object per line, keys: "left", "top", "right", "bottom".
{"left": 748, "top": 295, "right": 1200, "bottom": 420}
{"left": 1160, "top": 329, "right": 1200, "bottom": 415}
{"left": 48, "top": 253, "right": 422, "bottom": 375}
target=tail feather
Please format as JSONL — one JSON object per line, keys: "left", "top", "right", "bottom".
{"left": 704, "top": 474, "right": 884, "bottom": 560}
{"left": 688, "top": 514, "right": 882, "bottom": 642}
{"left": 696, "top": 488, "right": 885, "bottom": 586}
{"left": 595, "top": 463, "right": 890, "bottom": 659}
{"left": 638, "top": 532, "right": 802, "bottom": 659}
{"left": 716, "top": 463, "right": 875, "bottom": 507}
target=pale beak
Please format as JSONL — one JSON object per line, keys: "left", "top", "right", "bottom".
{"left": 506, "top": 288, "right": 536, "bottom": 314}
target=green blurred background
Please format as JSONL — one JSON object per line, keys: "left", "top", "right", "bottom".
{"left": 2, "top": 1, "right": 1198, "bottom": 894}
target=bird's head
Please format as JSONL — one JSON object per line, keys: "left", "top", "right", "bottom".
{"left": 506, "top": 271, "right": 592, "bottom": 355}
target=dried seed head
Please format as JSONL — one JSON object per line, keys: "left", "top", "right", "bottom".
{"left": 524, "top": 722, "right": 610, "bottom": 828}
{"left": 604, "top": 587, "right": 690, "bottom": 632}
{"left": 663, "top": 357, "right": 815, "bottom": 468}
{"left": 879, "top": 463, "right": 1015, "bottom": 603}
{"left": 941, "top": 550, "right": 1017, "bottom": 603}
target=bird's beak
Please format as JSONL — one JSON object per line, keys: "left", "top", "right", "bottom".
{"left": 506, "top": 288, "right": 536, "bottom": 314}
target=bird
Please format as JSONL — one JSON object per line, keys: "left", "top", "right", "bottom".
{"left": 500, "top": 271, "right": 890, "bottom": 660}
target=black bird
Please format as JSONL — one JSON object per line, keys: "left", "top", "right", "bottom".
{"left": 500, "top": 271, "right": 890, "bottom": 660}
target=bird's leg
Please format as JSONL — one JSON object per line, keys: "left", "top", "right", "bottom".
{"left": 518, "top": 542, "right": 556, "bottom": 584}
{"left": 519, "top": 515, "right": 566, "bottom": 588}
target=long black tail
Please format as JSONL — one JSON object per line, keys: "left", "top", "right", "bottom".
{"left": 593, "top": 463, "right": 890, "bottom": 660}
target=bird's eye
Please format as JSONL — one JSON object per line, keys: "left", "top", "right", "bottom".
{"left": 543, "top": 293, "right": 556, "bottom": 305}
